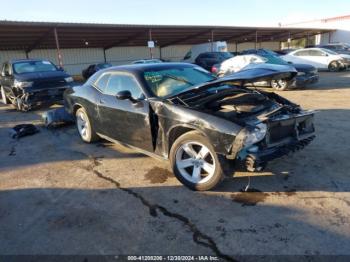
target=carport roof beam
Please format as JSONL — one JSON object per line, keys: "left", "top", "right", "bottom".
{"left": 103, "top": 31, "right": 146, "bottom": 50}
{"left": 0, "top": 20, "right": 334, "bottom": 50}
{"left": 159, "top": 29, "right": 212, "bottom": 48}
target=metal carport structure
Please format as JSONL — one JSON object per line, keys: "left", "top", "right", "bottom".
{"left": 0, "top": 20, "right": 332, "bottom": 68}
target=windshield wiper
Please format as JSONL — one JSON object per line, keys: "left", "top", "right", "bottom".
{"left": 163, "top": 73, "right": 194, "bottom": 85}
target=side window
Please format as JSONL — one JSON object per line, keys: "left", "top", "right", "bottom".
{"left": 309, "top": 50, "right": 325, "bottom": 56}
{"left": 294, "top": 50, "right": 310, "bottom": 56}
{"left": 94, "top": 73, "right": 110, "bottom": 92}
{"left": 206, "top": 54, "right": 216, "bottom": 59}
{"left": 184, "top": 51, "right": 192, "bottom": 60}
{"left": 104, "top": 73, "right": 143, "bottom": 99}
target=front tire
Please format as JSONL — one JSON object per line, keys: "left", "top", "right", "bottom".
{"left": 271, "top": 79, "right": 289, "bottom": 91}
{"left": 328, "top": 61, "right": 340, "bottom": 72}
{"left": 75, "top": 107, "right": 99, "bottom": 143}
{"left": 1, "top": 86, "right": 9, "bottom": 105}
{"left": 170, "top": 131, "right": 226, "bottom": 191}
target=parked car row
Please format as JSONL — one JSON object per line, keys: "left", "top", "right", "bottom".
{"left": 0, "top": 56, "right": 316, "bottom": 191}
{"left": 211, "top": 49, "right": 319, "bottom": 90}
{"left": 64, "top": 62, "right": 315, "bottom": 191}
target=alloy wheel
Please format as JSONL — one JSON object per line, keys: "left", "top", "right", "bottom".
{"left": 271, "top": 79, "right": 288, "bottom": 90}
{"left": 77, "top": 111, "right": 89, "bottom": 140}
{"left": 175, "top": 141, "right": 216, "bottom": 184}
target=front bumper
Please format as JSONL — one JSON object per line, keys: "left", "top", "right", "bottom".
{"left": 243, "top": 135, "right": 315, "bottom": 172}
{"left": 292, "top": 74, "right": 319, "bottom": 88}
{"left": 233, "top": 111, "right": 315, "bottom": 172}
{"left": 14, "top": 85, "right": 72, "bottom": 111}
{"left": 339, "top": 61, "right": 350, "bottom": 69}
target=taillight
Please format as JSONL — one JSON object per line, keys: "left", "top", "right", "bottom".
{"left": 211, "top": 66, "right": 218, "bottom": 73}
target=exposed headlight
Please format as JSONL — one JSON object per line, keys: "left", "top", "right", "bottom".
{"left": 14, "top": 79, "right": 33, "bottom": 89}
{"left": 243, "top": 123, "right": 267, "bottom": 147}
{"left": 64, "top": 77, "right": 74, "bottom": 83}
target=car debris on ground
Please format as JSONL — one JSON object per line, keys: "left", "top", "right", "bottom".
{"left": 10, "top": 124, "right": 39, "bottom": 139}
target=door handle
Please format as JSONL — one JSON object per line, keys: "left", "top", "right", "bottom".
{"left": 99, "top": 99, "right": 106, "bottom": 104}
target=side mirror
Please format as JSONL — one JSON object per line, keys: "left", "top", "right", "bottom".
{"left": 116, "top": 90, "right": 132, "bottom": 100}
{"left": 58, "top": 67, "right": 64, "bottom": 71}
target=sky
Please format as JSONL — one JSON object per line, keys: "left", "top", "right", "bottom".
{"left": 0, "top": 0, "right": 348, "bottom": 26}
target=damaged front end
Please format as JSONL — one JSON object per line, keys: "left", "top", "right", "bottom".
{"left": 9, "top": 78, "right": 72, "bottom": 111}
{"left": 171, "top": 64, "right": 315, "bottom": 172}
{"left": 231, "top": 109, "right": 315, "bottom": 172}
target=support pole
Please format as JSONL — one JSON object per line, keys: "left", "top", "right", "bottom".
{"left": 288, "top": 31, "right": 291, "bottom": 49}
{"left": 149, "top": 29, "right": 153, "bottom": 59}
{"left": 211, "top": 30, "right": 214, "bottom": 51}
{"left": 54, "top": 28, "right": 63, "bottom": 68}
{"left": 103, "top": 48, "right": 107, "bottom": 63}
{"left": 235, "top": 42, "right": 238, "bottom": 53}
{"left": 159, "top": 47, "right": 162, "bottom": 60}
{"left": 25, "top": 51, "right": 29, "bottom": 59}
{"left": 306, "top": 32, "right": 310, "bottom": 47}
{"left": 255, "top": 31, "right": 258, "bottom": 49}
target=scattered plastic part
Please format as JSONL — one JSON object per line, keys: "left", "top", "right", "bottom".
{"left": 10, "top": 124, "right": 39, "bottom": 139}
{"left": 42, "top": 107, "right": 75, "bottom": 127}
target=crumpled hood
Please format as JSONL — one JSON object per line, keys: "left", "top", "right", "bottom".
{"left": 220, "top": 63, "right": 297, "bottom": 83}
{"left": 14, "top": 70, "right": 70, "bottom": 82}
{"left": 170, "top": 63, "right": 297, "bottom": 99}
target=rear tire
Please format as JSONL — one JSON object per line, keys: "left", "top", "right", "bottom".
{"left": 75, "top": 107, "right": 99, "bottom": 143}
{"left": 170, "top": 131, "right": 227, "bottom": 191}
{"left": 1, "top": 86, "right": 9, "bottom": 105}
{"left": 328, "top": 61, "right": 340, "bottom": 72}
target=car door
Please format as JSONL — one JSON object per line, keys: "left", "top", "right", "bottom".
{"left": 96, "top": 72, "right": 154, "bottom": 152}
{"left": 290, "top": 50, "right": 321, "bottom": 68}
{"left": 307, "top": 50, "right": 329, "bottom": 68}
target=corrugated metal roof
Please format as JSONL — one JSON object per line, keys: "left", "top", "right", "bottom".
{"left": 0, "top": 20, "right": 333, "bottom": 51}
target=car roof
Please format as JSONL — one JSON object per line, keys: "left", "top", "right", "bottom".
{"left": 9, "top": 58, "right": 53, "bottom": 64}
{"left": 200, "top": 52, "right": 229, "bottom": 54}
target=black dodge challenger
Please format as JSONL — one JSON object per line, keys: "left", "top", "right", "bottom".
{"left": 64, "top": 63, "right": 315, "bottom": 191}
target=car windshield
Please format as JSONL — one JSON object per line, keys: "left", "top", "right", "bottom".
{"left": 13, "top": 61, "right": 58, "bottom": 74}
{"left": 218, "top": 52, "right": 234, "bottom": 59}
{"left": 143, "top": 66, "right": 215, "bottom": 98}
{"left": 321, "top": 48, "right": 338, "bottom": 55}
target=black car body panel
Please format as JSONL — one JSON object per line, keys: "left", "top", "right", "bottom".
{"left": 0, "top": 59, "right": 74, "bottom": 110}
{"left": 64, "top": 63, "right": 315, "bottom": 171}
{"left": 292, "top": 64, "right": 319, "bottom": 87}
